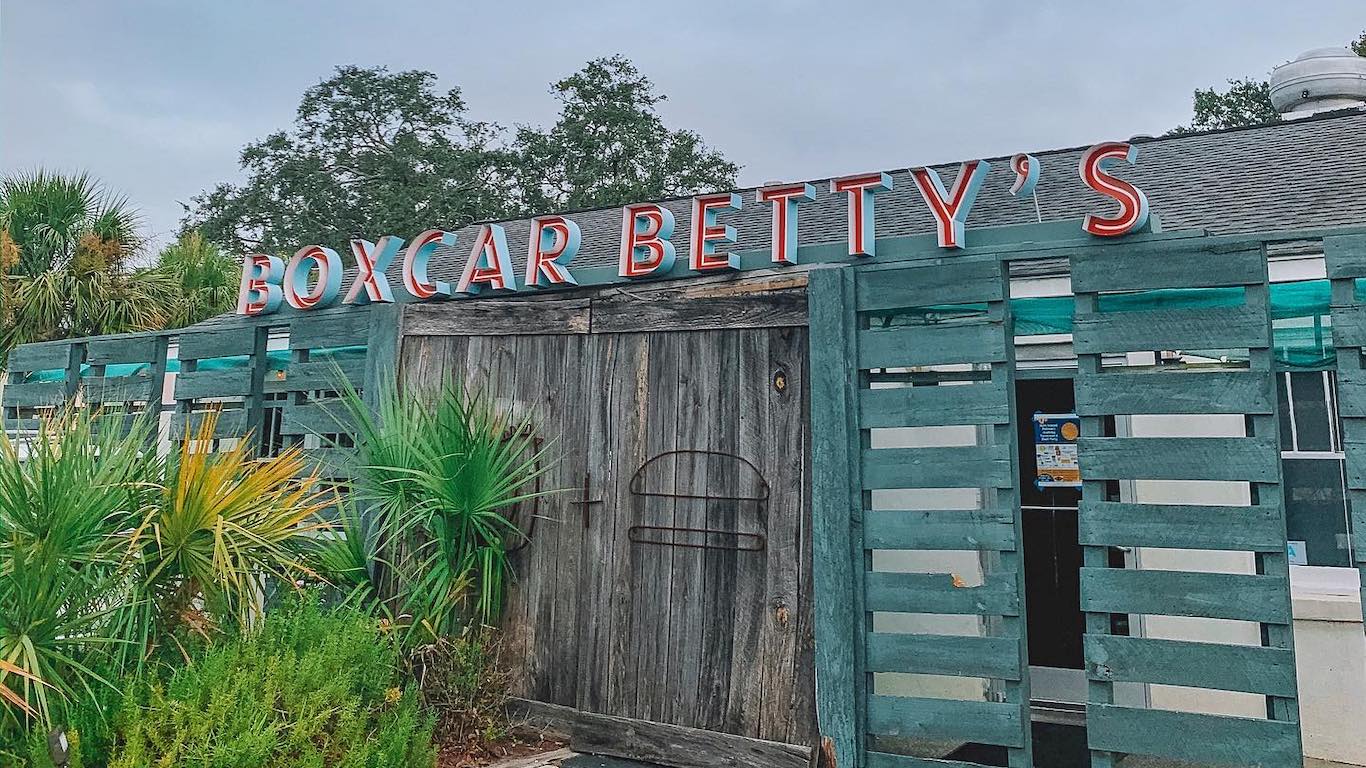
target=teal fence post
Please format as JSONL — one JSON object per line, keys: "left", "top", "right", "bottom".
{"left": 807, "top": 266, "right": 863, "bottom": 768}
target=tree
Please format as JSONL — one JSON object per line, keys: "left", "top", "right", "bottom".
{"left": 1171, "top": 31, "right": 1366, "bottom": 134}
{"left": 153, "top": 230, "right": 237, "bottom": 328}
{"left": 185, "top": 66, "right": 517, "bottom": 256}
{"left": 510, "top": 56, "right": 739, "bottom": 212}
{"left": 0, "top": 170, "right": 175, "bottom": 352}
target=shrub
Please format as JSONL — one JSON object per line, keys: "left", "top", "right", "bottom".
{"left": 110, "top": 599, "right": 435, "bottom": 768}
{"left": 407, "top": 631, "right": 510, "bottom": 752}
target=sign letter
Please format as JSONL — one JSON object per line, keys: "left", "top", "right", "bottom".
{"left": 1009, "top": 153, "right": 1040, "bottom": 197}
{"left": 689, "top": 192, "right": 742, "bottom": 271}
{"left": 458, "top": 224, "right": 517, "bottom": 294}
{"left": 403, "top": 230, "right": 455, "bottom": 300}
{"left": 1079, "top": 141, "right": 1150, "bottom": 237}
{"left": 831, "top": 172, "right": 891, "bottom": 257}
{"left": 910, "top": 160, "right": 991, "bottom": 250}
{"left": 526, "top": 216, "right": 581, "bottom": 288}
{"left": 237, "top": 254, "right": 283, "bottom": 316}
{"left": 758, "top": 183, "right": 815, "bottom": 265}
{"left": 619, "top": 203, "right": 677, "bottom": 279}
{"left": 283, "top": 245, "right": 342, "bottom": 310}
{"left": 345, "top": 236, "right": 402, "bottom": 305}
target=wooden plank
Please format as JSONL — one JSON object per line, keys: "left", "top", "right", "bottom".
{"left": 865, "top": 571, "right": 1019, "bottom": 616}
{"left": 1085, "top": 634, "right": 1297, "bottom": 697}
{"left": 1077, "top": 436, "right": 1279, "bottom": 482}
{"left": 1071, "top": 243, "right": 1263, "bottom": 293}
{"left": 1331, "top": 305, "right": 1366, "bottom": 348}
{"left": 84, "top": 375, "right": 157, "bottom": 404}
{"left": 861, "top": 444, "right": 1012, "bottom": 490}
{"left": 86, "top": 335, "right": 165, "bottom": 365}
{"left": 1080, "top": 567, "right": 1291, "bottom": 623}
{"left": 170, "top": 408, "right": 250, "bottom": 439}
{"left": 174, "top": 368, "right": 254, "bottom": 400}
{"left": 867, "top": 754, "right": 1000, "bottom": 768}
{"left": 542, "top": 335, "right": 584, "bottom": 710}
{"left": 592, "top": 291, "right": 807, "bottom": 333}
{"left": 859, "top": 379, "right": 1009, "bottom": 428}
{"left": 2, "top": 381, "right": 68, "bottom": 408}
{"left": 857, "top": 321, "right": 1006, "bottom": 369}
{"left": 7, "top": 343, "right": 75, "bottom": 372}
{"left": 1324, "top": 234, "right": 1366, "bottom": 279}
{"left": 865, "top": 632, "right": 1022, "bottom": 679}
{"left": 1072, "top": 304, "right": 1269, "bottom": 354}
{"left": 1087, "top": 704, "right": 1301, "bottom": 768}
{"left": 855, "top": 260, "right": 1003, "bottom": 310}
{"left": 290, "top": 308, "right": 371, "bottom": 350}
{"left": 510, "top": 698, "right": 810, "bottom": 768}
{"left": 403, "top": 298, "right": 592, "bottom": 336}
{"left": 1079, "top": 500, "right": 1286, "bottom": 552}
{"left": 863, "top": 508, "right": 1016, "bottom": 551}
{"left": 283, "top": 358, "right": 366, "bottom": 392}
{"left": 804, "top": 267, "right": 861, "bottom": 768}
{"left": 1074, "top": 369, "right": 1274, "bottom": 416}
{"left": 1337, "top": 364, "right": 1366, "bottom": 418}
{"left": 176, "top": 328, "right": 256, "bottom": 360}
{"left": 866, "top": 696, "right": 1024, "bottom": 748}
{"left": 298, "top": 447, "right": 355, "bottom": 480}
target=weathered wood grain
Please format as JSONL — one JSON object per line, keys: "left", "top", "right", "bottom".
{"left": 855, "top": 259, "right": 1003, "bottom": 310}
{"left": 1078, "top": 500, "right": 1285, "bottom": 552}
{"left": 7, "top": 342, "right": 76, "bottom": 373}
{"left": 1079, "top": 567, "right": 1291, "bottom": 623}
{"left": 1070, "top": 243, "right": 1263, "bottom": 293}
{"left": 86, "top": 335, "right": 164, "bottom": 365}
{"left": 83, "top": 375, "right": 158, "bottom": 404}
{"left": 1072, "top": 304, "right": 1269, "bottom": 354}
{"left": 863, "top": 508, "right": 1016, "bottom": 551}
{"left": 1084, "top": 634, "right": 1297, "bottom": 696}
{"left": 174, "top": 368, "right": 253, "bottom": 400}
{"left": 592, "top": 290, "right": 806, "bottom": 333}
{"left": 1077, "top": 436, "right": 1279, "bottom": 482}
{"left": 510, "top": 698, "right": 809, "bottom": 768}
{"left": 860, "top": 379, "right": 1009, "bottom": 428}
{"left": 857, "top": 321, "right": 1006, "bottom": 369}
{"left": 403, "top": 298, "right": 592, "bottom": 336}
{"left": 866, "top": 696, "right": 1025, "bottom": 748}
{"left": 860, "top": 444, "right": 1013, "bottom": 490}
{"left": 865, "top": 632, "right": 1022, "bottom": 679}
{"left": 1074, "top": 369, "right": 1274, "bottom": 416}
{"left": 1086, "top": 704, "right": 1301, "bottom": 768}
{"left": 864, "top": 571, "right": 1019, "bottom": 616}
{"left": 177, "top": 328, "right": 257, "bottom": 360}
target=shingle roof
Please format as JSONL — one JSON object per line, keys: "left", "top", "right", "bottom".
{"left": 402, "top": 107, "right": 1366, "bottom": 282}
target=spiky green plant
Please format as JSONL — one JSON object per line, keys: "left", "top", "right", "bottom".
{"left": 153, "top": 230, "right": 237, "bottom": 328}
{"left": 330, "top": 378, "right": 551, "bottom": 642}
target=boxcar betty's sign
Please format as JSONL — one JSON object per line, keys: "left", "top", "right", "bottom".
{"left": 237, "top": 141, "right": 1151, "bottom": 316}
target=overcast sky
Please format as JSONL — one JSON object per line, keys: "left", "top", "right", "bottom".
{"left": 3, "top": 1, "right": 1363, "bottom": 255}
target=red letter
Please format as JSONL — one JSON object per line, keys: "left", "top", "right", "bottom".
{"left": 526, "top": 216, "right": 581, "bottom": 287}
{"left": 619, "top": 204, "right": 678, "bottom": 279}
{"left": 236, "top": 254, "right": 283, "bottom": 316}
{"left": 1080, "top": 142, "right": 1150, "bottom": 237}
{"left": 830, "top": 172, "right": 891, "bottom": 257}
{"left": 758, "top": 183, "right": 815, "bottom": 265}
{"left": 909, "top": 160, "right": 991, "bottom": 249}
{"left": 689, "top": 192, "right": 742, "bottom": 271}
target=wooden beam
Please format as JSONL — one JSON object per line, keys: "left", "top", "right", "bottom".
{"left": 510, "top": 698, "right": 810, "bottom": 768}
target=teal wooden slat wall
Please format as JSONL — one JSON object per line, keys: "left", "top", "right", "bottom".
{"left": 1071, "top": 239, "right": 1302, "bottom": 768}
{"left": 810, "top": 259, "right": 1032, "bottom": 768}
{"left": 1324, "top": 234, "right": 1366, "bottom": 617}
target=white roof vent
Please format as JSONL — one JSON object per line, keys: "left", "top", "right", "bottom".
{"left": 1270, "top": 46, "right": 1366, "bottom": 119}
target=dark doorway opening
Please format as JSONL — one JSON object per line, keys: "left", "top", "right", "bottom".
{"left": 1015, "top": 378, "right": 1085, "bottom": 672}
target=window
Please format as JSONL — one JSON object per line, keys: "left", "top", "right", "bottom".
{"left": 1277, "top": 371, "right": 1352, "bottom": 567}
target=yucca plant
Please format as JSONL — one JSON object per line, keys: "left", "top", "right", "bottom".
{"left": 0, "top": 408, "right": 154, "bottom": 728}
{"left": 332, "top": 378, "right": 552, "bottom": 642}
{"left": 127, "top": 410, "right": 335, "bottom": 643}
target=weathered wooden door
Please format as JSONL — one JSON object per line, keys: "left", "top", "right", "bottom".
{"left": 396, "top": 278, "right": 817, "bottom": 746}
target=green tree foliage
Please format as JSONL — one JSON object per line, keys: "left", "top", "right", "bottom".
{"left": 0, "top": 171, "right": 176, "bottom": 351}
{"left": 187, "top": 58, "right": 740, "bottom": 254}
{"left": 510, "top": 55, "right": 739, "bottom": 212}
{"left": 1171, "top": 32, "right": 1366, "bottom": 134}
{"left": 185, "top": 66, "right": 516, "bottom": 256}
{"left": 152, "top": 230, "right": 238, "bottom": 327}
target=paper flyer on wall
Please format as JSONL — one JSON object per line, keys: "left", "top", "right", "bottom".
{"left": 1033, "top": 412, "right": 1081, "bottom": 489}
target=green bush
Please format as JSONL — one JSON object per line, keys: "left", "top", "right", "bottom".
{"left": 110, "top": 600, "right": 435, "bottom": 768}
